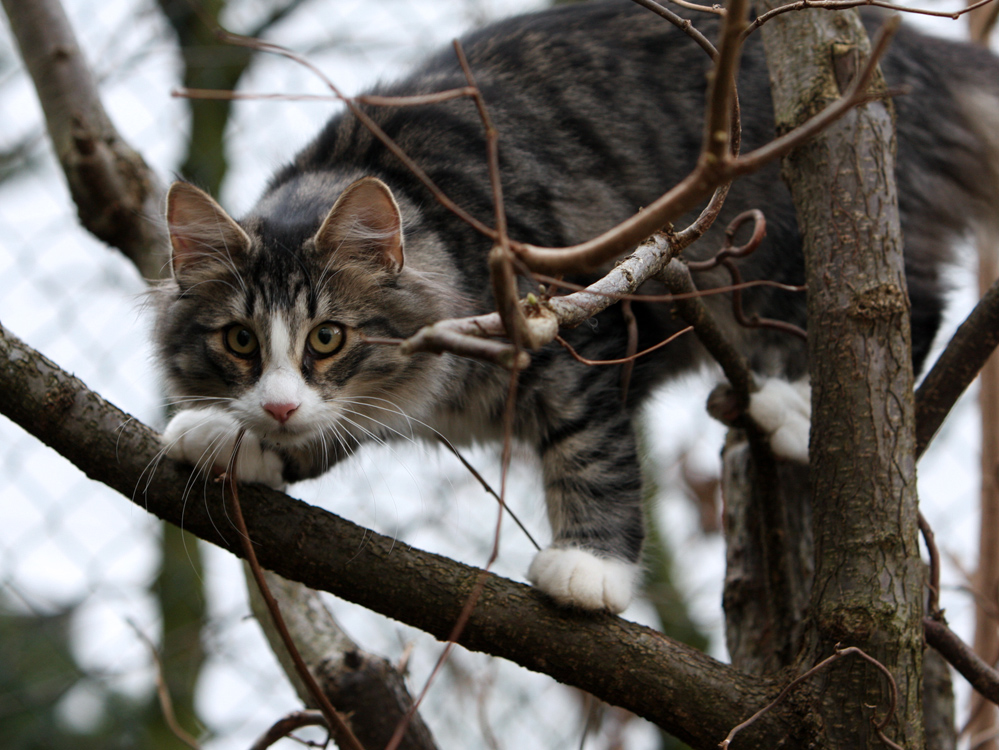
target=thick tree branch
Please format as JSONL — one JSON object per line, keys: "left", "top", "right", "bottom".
{"left": 925, "top": 618, "right": 999, "bottom": 707}
{"left": 0, "top": 320, "right": 809, "bottom": 750}
{"left": 1, "top": 0, "right": 167, "bottom": 281}
{"left": 246, "top": 569, "right": 439, "bottom": 750}
{"left": 758, "top": 6, "right": 922, "bottom": 748}
{"left": 915, "top": 275, "right": 999, "bottom": 457}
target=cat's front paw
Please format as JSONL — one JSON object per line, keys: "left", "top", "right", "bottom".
{"left": 527, "top": 547, "right": 638, "bottom": 613}
{"left": 747, "top": 378, "right": 811, "bottom": 463}
{"left": 162, "top": 409, "right": 286, "bottom": 489}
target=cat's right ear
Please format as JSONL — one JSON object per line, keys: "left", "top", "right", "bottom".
{"left": 166, "top": 182, "right": 250, "bottom": 287}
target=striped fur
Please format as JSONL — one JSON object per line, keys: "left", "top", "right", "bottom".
{"left": 154, "top": 1, "right": 999, "bottom": 611}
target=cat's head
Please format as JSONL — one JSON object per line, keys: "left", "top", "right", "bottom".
{"left": 154, "top": 176, "right": 455, "bottom": 451}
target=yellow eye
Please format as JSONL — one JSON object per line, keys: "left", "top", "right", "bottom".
{"left": 308, "top": 322, "right": 344, "bottom": 357}
{"left": 224, "top": 325, "right": 258, "bottom": 357}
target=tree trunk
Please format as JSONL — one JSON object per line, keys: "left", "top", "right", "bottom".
{"left": 756, "top": 7, "right": 924, "bottom": 747}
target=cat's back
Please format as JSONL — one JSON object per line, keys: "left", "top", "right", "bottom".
{"left": 272, "top": 1, "right": 722, "bottom": 255}
{"left": 261, "top": 0, "right": 999, "bottom": 303}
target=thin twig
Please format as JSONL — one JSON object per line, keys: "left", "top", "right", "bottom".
{"left": 452, "top": 39, "right": 532, "bottom": 353}
{"left": 667, "top": 0, "right": 726, "bottom": 15}
{"left": 719, "top": 646, "right": 901, "bottom": 749}
{"left": 919, "top": 511, "right": 941, "bottom": 618}
{"left": 701, "top": 0, "right": 748, "bottom": 166}
{"left": 248, "top": 710, "right": 328, "bottom": 750}
{"left": 620, "top": 299, "right": 639, "bottom": 403}
{"left": 434, "top": 434, "right": 542, "bottom": 551}
{"left": 127, "top": 620, "right": 202, "bottom": 750}
{"left": 687, "top": 210, "right": 807, "bottom": 341}
{"left": 507, "top": 10, "right": 898, "bottom": 277}
{"left": 554, "top": 326, "right": 693, "bottom": 366}
{"left": 658, "top": 258, "right": 755, "bottom": 412}
{"left": 384, "top": 368, "right": 522, "bottom": 750}
{"left": 629, "top": 0, "right": 720, "bottom": 56}
{"left": 177, "top": 87, "right": 478, "bottom": 107}
{"left": 536, "top": 273, "right": 806, "bottom": 305}
{"left": 222, "top": 433, "right": 366, "bottom": 750}
{"left": 204, "top": 28, "right": 498, "bottom": 242}
{"left": 744, "top": 0, "right": 999, "bottom": 40}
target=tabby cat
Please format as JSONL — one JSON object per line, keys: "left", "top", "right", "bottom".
{"left": 156, "top": 0, "right": 999, "bottom": 612}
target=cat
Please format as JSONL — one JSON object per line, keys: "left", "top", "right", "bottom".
{"left": 155, "top": 0, "right": 999, "bottom": 613}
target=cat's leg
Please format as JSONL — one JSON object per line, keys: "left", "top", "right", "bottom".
{"left": 162, "top": 408, "right": 286, "bottom": 489}
{"left": 527, "top": 408, "right": 644, "bottom": 613}
{"left": 746, "top": 377, "right": 811, "bottom": 464}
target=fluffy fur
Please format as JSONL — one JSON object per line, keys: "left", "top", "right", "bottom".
{"left": 154, "top": 1, "right": 999, "bottom": 612}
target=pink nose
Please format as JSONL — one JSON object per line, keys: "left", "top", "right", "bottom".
{"left": 263, "top": 402, "right": 299, "bottom": 424}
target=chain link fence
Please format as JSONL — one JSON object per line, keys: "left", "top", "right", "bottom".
{"left": 0, "top": 0, "right": 987, "bottom": 748}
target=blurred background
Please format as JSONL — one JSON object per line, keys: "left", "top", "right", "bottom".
{"left": 0, "top": 0, "right": 989, "bottom": 747}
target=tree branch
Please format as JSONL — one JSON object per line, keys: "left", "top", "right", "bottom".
{"left": 1, "top": 0, "right": 167, "bottom": 281}
{"left": 924, "top": 617, "right": 999, "bottom": 707}
{"left": 246, "top": 569, "right": 439, "bottom": 750}
{"left": 506, "top": 14, "right": 897, "bottom": 276}
{"left": 0, "top": 319, "right": 809, "bottom": 750}
{"left": 915, "top": 275, "right": 999, "bottom": 457}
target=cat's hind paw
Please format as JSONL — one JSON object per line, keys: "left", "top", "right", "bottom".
{"left": 162, "top": 408, "right": 286, "bottom": 489}
{"left": 527, "top": 547, "right": 638, "bottom": 613}
{"left": 747, "top": 378, "right": 811, "bottom": 463}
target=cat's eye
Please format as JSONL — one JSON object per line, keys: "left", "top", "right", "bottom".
{"left": 307, "top": 322, "right": 345, "bottom": 357}
{"left": 224, "top": 324, "right": 259, "bottom": 357}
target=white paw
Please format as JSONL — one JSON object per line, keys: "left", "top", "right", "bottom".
{"left": 162, "top": 408, "right": 286, "bottom": 489}
{"left": 747, "top": 378, "right": 811, "bottom": 463}
{"left": 527, "top": 547, "right": 638, "bottom": 613}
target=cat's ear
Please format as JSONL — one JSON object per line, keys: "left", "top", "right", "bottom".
{"left": 166, "top": 182, "right": 250, "bottom": 285}
{"left": 315, "top": 177, "right": 404, "bottom": 273}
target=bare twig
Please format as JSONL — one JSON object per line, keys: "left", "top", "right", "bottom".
{"left": 720, "top": 646, "right": 902, "bottom": 749}
{"left": 658, "top": 258, "right": 755, "bottom": 412}
{"left": 620, "top": 299, "right": 639, "bottom": 403}
{"left": 221, "top": 437, "right": 366, "bottom": 750}
{"left": 434, "top": 435, "right": 542, "bottom": 551}
{"left": 666, "top": 0, "right": 726, "bottom": 16}
{"left": 744, "top": 0, "right": 999, "bottom": 40}
{"left": 919, "top": 511, "right": 942, "bottom": 618}
{"left": 554, "top": 326, "right": 693, "bottom": 366}
{"left": 199, "top": 29, "right": 497, "bottom": 242}
{"left": 127, "top": 621, "right": 202, "bottom": 750}
{"left": 925, "top": 617, "right": 999, "bottom": 707}
{"left": 915, "top": 274, "right": 999, "bottom": 457}
{"left": 507, "top": 13, "right": 899, "bottom": 276}
{"left": 968, "top": 0, "right": 999, "bottom": 41}
{"left": 687, "top": 210, "right": 807, "bottom": 341}
{"left": 385, "top": 367, "right": 522, "bottom": 750}
{"left": 178, "top": 87, "right": 477, "bottom": 107}
{"left": 701, "top": 0, "right": 747, "bottom": 166}
{"left": 629, "top": 0, "right": 720, "bottom": 56}
{"left": 248, "top": 710, "right": 327, "bottom": 750}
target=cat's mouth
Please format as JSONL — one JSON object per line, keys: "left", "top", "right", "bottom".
{"left": 252, "top": 419, "right": 317, "bottom": 448}
{"left": 261, "top": 425, "right": 313, "bottom": 447}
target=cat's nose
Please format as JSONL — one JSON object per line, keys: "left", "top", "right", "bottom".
{"left": 263, "top": 402, "right": 299, "bottom": 424}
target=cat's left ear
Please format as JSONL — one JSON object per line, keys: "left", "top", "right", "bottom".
{"left": 314, "top": 177, "right": 404, "bottom": 273}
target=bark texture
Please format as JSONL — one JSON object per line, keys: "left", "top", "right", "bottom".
{"left": 1, "top": 0, "right": 167, "bottom": 281}
{"left": 758, "top": 7, "right": 924, "bottom": 748}
{"left": 0, "top": 320, "right": 806, "bottom": 750}
{"left": 247, "top": 570, "right": 440, "bottom": 750}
